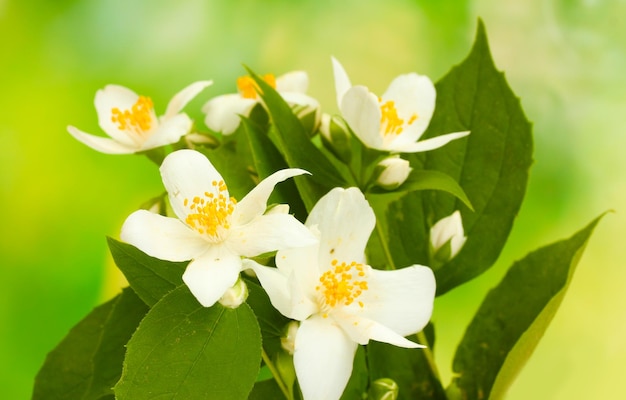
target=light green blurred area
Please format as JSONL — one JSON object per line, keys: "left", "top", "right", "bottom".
{"left": 1, "top": 0, "right": 624, "bottom": 398}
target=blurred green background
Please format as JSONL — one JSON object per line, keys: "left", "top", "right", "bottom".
{"left": 1, "top": 0, "right": 624, "bottom": 398}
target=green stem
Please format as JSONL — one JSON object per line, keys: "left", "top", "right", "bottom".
{"left": 375, "top": 221, "right": 396, "bottom": 271}
{"left": 261, "top": 348, "right": 292, "bottom": 400}
{"left": 416, "top": 330, "right": 441, "bottom": 382}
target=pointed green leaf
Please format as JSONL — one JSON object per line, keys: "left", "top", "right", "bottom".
{"left": 107, "top": 237, "right": 185, "bottom": 307}
{"left": 115, "top": 285, "right": 262, "bottom": 400}
{"left": 241, "top": 117, "right": 308, "bottom": 221}
{"left": 450, "top": 215, "right": 603, "bottom": 399}
{"left": 33, "top": 288, "right": 148, "bottom": 400}
{"left": 369, "top": 169, "right": 473, "bottom": 211}
{"left": 247, "top": 69, "right": 350, "bottom": 210}
{"left": 420, "top": 20, "right": 533, "bottom": 294}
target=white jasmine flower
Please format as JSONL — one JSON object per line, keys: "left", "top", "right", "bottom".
{"left": 332, "top": 57, "right": 469, "bottom": 153}
{"left": 121, "top": 149, "right": 317, "bottom": 307}
{"left": 68, "top": 81, "right": 212, "bottom": 154}
{"left": 202, "top": 71, "right": 319, "bottom": 135}
{"left": 430, "top": 210, "right": 467, "bottom": 260}
{"left": 248, "top": 187, "right": 435, "bottom": 400}
{"left": 375, "top": 156, "right": 412, "bottom": 190}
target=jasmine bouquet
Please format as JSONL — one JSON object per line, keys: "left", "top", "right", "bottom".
{"left": 34, "top": 22, "right": 601, "bottom": 400}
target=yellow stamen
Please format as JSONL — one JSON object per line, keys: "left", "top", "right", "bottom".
{"left": 184, "top": 180, "right": 237, "bottom": 240}
{"left": 379, "top": 100, "right": 417, "bottom": 137}
{"left": 111, "top": 96, "right": 154, "bottom": 135}
{"left": 237, "top": 74, "right": 276, "bottom": 99}
{"left": 317, "top": 259, "right": 369, "bottom": 314}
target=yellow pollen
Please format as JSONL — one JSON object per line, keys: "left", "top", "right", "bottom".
{"left": 237, "top": 74, "right": 276, "bottom": 99}
{"left": 317, "top": 259, "right": 369, "bottom": 309}
{"left": 184, "top": 180, "right": 237, "bottom": 239}
{"left": 111, "top": 96, "right": 154, "bottom": 134}
{"left": 379, "top": 100, "right": 418, "bottom": 137}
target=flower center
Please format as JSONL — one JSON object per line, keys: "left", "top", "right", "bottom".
{"left": 316, "top": 259, "right": 369, "bottom": 317}
{"left": 111, "top": 96, "right": 154, "bottom": 136}
{"left": 183, "top": 180, "right": 237, "bottom": 241}
{"left": 380, "top": 100, "right": 417, "bottom": 137}
{"left": 237, "top": 74, "right": 277, "bottom": 99}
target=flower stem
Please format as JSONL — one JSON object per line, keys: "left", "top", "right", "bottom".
{"left": 416, "top": 330, "right": 441, "bottom": 382}
{"left": 375, "top": 221, "right": 396, "bottom": 270}
{"left": 261, "top": 348, "right": 292, "bottom": 400}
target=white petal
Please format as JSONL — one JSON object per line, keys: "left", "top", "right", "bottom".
{"left": 276, "top": 241, "right": 323, "bottom": 319}
{"left": 275, "top": 71, "right": 308, "bottom": 93}
{"left": 358, "top": 265, "right": 436, "bottom": 336}
{"left": 341, "top": 86, "right": 384, "bottom": 149}
{"left": 120, "top": 209, "right": 208, "bottom": 261}
{"left": 334, "top": 312, "right": 424, "bottom": 348}
{"left": 228, "top": 213, "right": 317, "bottom": 257}
{"left": 245, "top": 260, "right": 295, "bottom": 318}
{"left": 306, "top": 187, "right": 375, "bottom": 270}
{"left": 94, "top": 85, "right": 146, "bottom": 146}
{"left": 294, "top": 316, "right": 358, "bottom": 400}
{"left": 164, "top": 80, "right": 213, "bottom": 120}
{"left": 182, "top": 245, "right": 242, "bottom": 307}
{"left": 141, "top": 113, "right": 193, "bottom": 150}
{"left": 232, "top": 168, "right": 309, "bottom": 226}
{"left": 389, "top": 130, "right": 470, "bottom": 153}
{"left": 159, "top": 149, "right": 226, "bottom": 222}
{"left": 67, "top": 126, "right": 137, "bottom": 154}
{"left": 280, "top": 91, "right": 320, "bottom": 112}
{"left": 382, "top": 73, "right": 436, "bottom": 144}
{"left": 202, "top": 93, "right": 257, "bottom": 135}
{"left": 331, "top": 57, "right": 353, "bottom": 109}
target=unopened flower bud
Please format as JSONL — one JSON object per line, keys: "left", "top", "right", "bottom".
{"left": 375, "top": 156, "right": 412, "bottom": 190}
{"left": 430, "top": 210, "right": 467, "bottom": 262}
{"left": 280, "top": 321, "right": 300, "bottom": 355}
{"left": 368, "top": 378, "right": 399, "bottom": 400}
{"left": 319, "top": 113, "right": 352, "bottom": 162}
{"left": 218, "top": 277, "right": 248, "bottom": 308}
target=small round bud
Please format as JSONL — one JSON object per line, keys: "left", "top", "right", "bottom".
{"left": 368, "top": 378, "right": 399, "bottom": 400}
{"left": 218, "top": 277, "right": 248, "bottom": 308}
{"left": 375, "top": 156, "right": 412, "bottom": 190}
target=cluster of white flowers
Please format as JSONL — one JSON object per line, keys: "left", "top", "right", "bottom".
{"left": 69, "top": 58, "right": 469, "bottom": 400}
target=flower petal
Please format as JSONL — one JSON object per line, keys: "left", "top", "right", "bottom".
{"left": 120, "top": 209, "right": 208, "bottom": 261}
{"left": 358, "top": 265, "right": 436, "bottom": 336}
{"left": 228, "top": 213, "right": 317, "bottom": 257}
{"left": 331, "top": 57, "right": 353, "bottom": 109}
{"left": 340, "top": 86, "right": 384, "bottom": 149}
{"left": 141, "top": 113, "right": 193, "bottom": 150}
{"left": 182, "top": 245, "right": 242, "bottom": 307}
{"left": 159, "top": 149, "right": 226, "bottom": 222}
{"left": 306, "top": 187, "right": 374, "bottom": 270}
{"left": 94, "top": 85, "right": 147, "bottom": 146}
{"left": 389, "top": 130, "right": 470, "bottom": 153}
{"left": 276, "top": 71, "right": 308, "bottom": 93}
{"left": 232, "top": 168, "right": 309, "bottom": 226}
{"left": 245, "top": 260, "right": 295, "bottom": 318}
{"left": 67, "top": 126, "right": 137, "bottom": 154}
{"left": 163, "top": 80, "right": 213, "bottom": 120}
{"left": 334, "top": 311, "right": 424, "bottom": 348}
{"left": 294, "top": 315, "right": 358, "bottom": 400}
{"left": 382, "top": 73, "right": 435, "bottom": 144}
{"left": 202, "top": 93, "right": 257, "bottom": 135}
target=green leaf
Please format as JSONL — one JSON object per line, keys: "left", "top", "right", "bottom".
{"left": 197, "top": 140, "right": 256, "bottom": 201}
{"left": 115, "top": 285, "right": 262, "bottom": 400}
{"left": 33, "top": 288, "right": 149, "bottom": 400}
{"left": 247, "top": 68, "right": 350, "bottom": 210}
{"left": 249, "top": 379, "right": 284, "bottom": 400}
{"left": 107, "top": 237, "right": 185, "bottom": 307}
{"left": 449, "top": 215, "right": 603, "bottom": 399}
{"left": 420, "top": 20, "right": 533, "bottom": 294}
{"left": 241, "top": 116, "right": 308, "bottom": 222}
{"left": 369, "top": 169, "right": 473, "bottom": 210}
